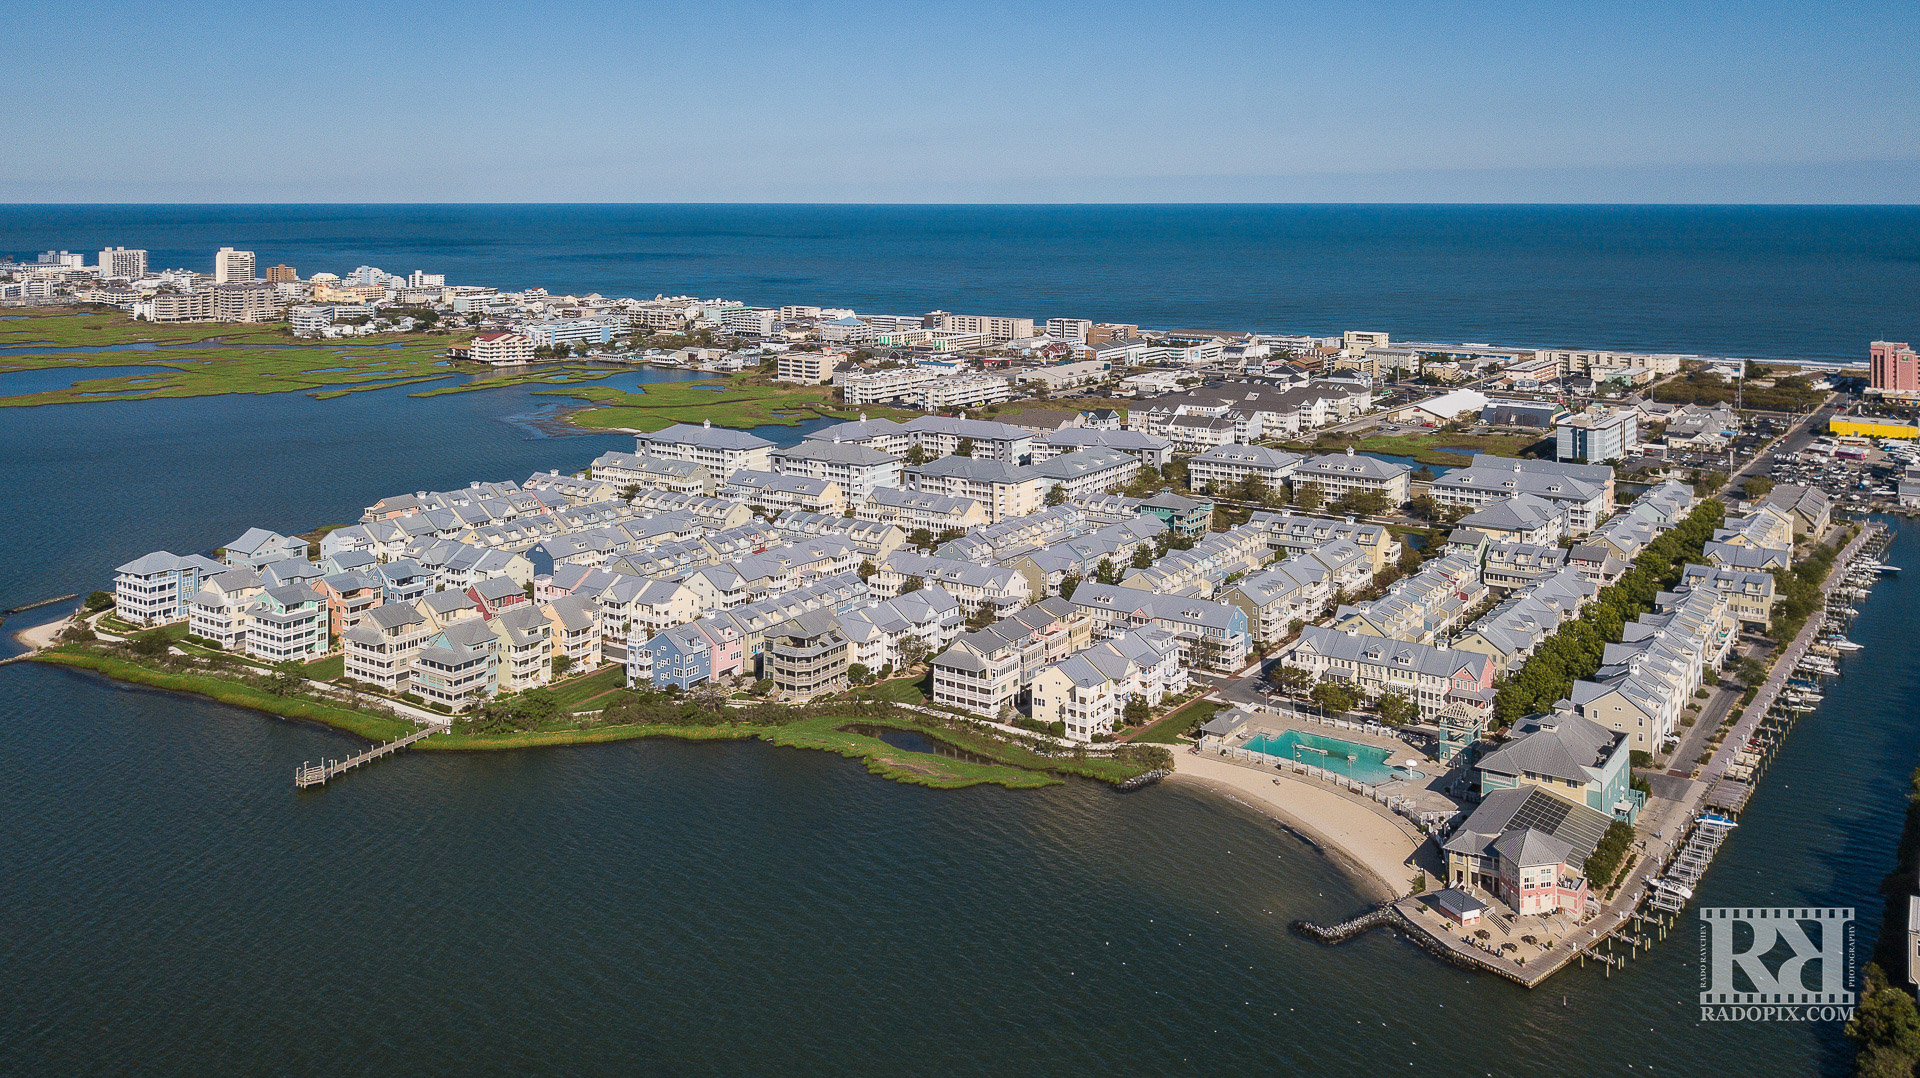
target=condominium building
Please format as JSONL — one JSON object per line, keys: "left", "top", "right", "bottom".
{"left": 1430, "top": 455, "right": 1614, "bottom": 535}
{"left": 930, "top": 311, "right": 1034, "bottom": 342}
{"left": 1871, "top": 341, "right": 1919, "bottom": 398}
{"left": 244, "top": 585, "right": 328, "bottom": 662}
{"left": 775, "top": 351, "right": 840, "bottom": 384}
{"left": 264, "top": 264, "right": 298, "bottom": 283}
{"left": 921, "top": 373, "right": 1013, "bottom": 410}
{"left": 637, "top": 422, "right": 774, "bottom": 479}
{"left": 588, "top": 450, "right": 714, "bottom": 495}
{"left": 210, "top": 283, "right": 279, "bottom": 323}
{"left": 1294, "top": 449, "right": 1412, "bottom": 507}
{"left": 147, "top": 290, "right": 215, "bottom": 323}
{"left": 858, "top": 487, "right": 990, "bottom": 533}
{"left": 1026, "top": 448, "right": 1140, "bottom": 500}
{"left": 834, "top": 366, "right": 943, "bottom": 406}
{"left": 523, "top": 319, "right": 613, "bottom": 349}
{"left": 766, "top": 609, "right": 851, "bottom": 701}
{"left": 1046, "top": 317, "right": 1092, "bottom": 343}
{"left": 98, "top": 246, "right": 147, "bottom": 279}
{"left": 343, "top": 602, "right": 432, "bottom": 691}
{"left": 472, "top": 332, "right": 535, "bottom": 365}
{"left": 1287, "top": 626, "right": 1495, "bottom": 721}
{"left": 904, "top": 456, "right": 1047, "bottom": 523}
{"left": 213, "top": 247, "right": 255, "bottom": 284}
{"left": 1554, "top": 407, "right": 1639, "bottom": 463}
{"left": 1188, "top": 444, "right": 1304, "bottom": 494}
{"left": 772, "top": 439, "right": 902, "bottom": 498}
{"left": 115, "top": 550, "right": 225, "bottom": 625}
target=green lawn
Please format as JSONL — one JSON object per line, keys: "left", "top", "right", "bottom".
{"left": 305, "top": 653, "right": 345, "bottom": 681}
{"left": 1133, "top": 699, "right": 1222, "bottom": 744}
{"left": 547, "top": 664, "right": 627, "bottom": 708}
{"left": 851, "top": 672, "right": 932, "bottom": 704}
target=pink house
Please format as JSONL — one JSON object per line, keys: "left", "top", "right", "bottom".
{"left": 1872, "top": 340, "right": 1918, "bottom": 397}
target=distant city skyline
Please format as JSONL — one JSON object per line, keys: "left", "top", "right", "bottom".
{"left": 3, "top": 0, "right": 1916, "bottom": 204}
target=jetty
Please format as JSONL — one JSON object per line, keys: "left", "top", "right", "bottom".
{"left": 295, "top": 722, "right": 447, "bottom": 788}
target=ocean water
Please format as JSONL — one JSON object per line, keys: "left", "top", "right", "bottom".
{"left": 4, "top": 204, "right": 1918, "bottom": 360}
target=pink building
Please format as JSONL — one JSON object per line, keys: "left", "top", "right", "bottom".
{"left": 1871, "top": 340, "right": 1918, "bottom": 397}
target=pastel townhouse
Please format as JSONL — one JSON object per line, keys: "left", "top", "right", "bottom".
{"left": 220, "top": 527, "right": 310, "bottom": 569}
{"left": 373, "top": 559, "right": 435, "bottom": 605}
{"left": 187, "top": 566, "right": 266, "bottom": 649}
{"left": 343, "top": 602, "right": 432, "bottom": 691}
{"left": 1286, "top": 626, "right": 1495, "bottom": 722}
{"left": 639, "top": 623, "right": 713, "bottom": 690}
{"left": 243, "top": 584, "right": 328, "bottom": 662}
{"left": 1476, "top": 711, "right": 1642, "bottom": 823}
{"left": 114, "top": 551, "right": 226, "bottom": 626}
{"left": 466, "top": 575, "right": 529, "bottom": 619}
{"left": 1442, "top": 785, "right": 1605, "bottom": 917}
{"left": 541, "top": 594, "right": 602, "bottom": 671}
{"left": 315, "top": 571, "right": 384, "bottom": 639}
{"left": 409, "top": 619, "right": 500, "bottom": 711}
{"left": 488, "top": 604, "right": 554, "bottom": 691}
{"left": 836, "top": 587, "right": 965, "bottom": 673}
{"left": 1029, "top": 629, "right": 1185, "bottom": 741}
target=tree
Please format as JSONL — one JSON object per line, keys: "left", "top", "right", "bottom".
{"left": 131, "top": 629, "right": 172, "bottom": 657}
{"left": 551, "top": 654, "right": 574, "bottom": 678}
{"left": 897, "top": 637, "right": 930, "bottom": 670}
{"left": 1046, "top": 484, "right": 1068, "bottom": 506}
{"left": 848, "top": 663, "right": 871, "bottom": 685}
{"left": 84, "top": 590, "right": 114, "bottom": 613}
{"left": 1094, "top": 557, "right": 1121, "bottom": 585}
{"left": 1270, "top": 664, "right": 1312, "bottom": 695}
{"left": 1311, "top": 682, "right": 1357, "bottom": 714}
{"left": 620, "top": 483, "right": 641, "bottom": 502}
{"left": 857, "top": 559, "right": 878, "bottom": 581}
{"left": 967, "top": 605, "right": 997, "bottom": 631}
{"left": 1406, "top": 494, "right": 1440, "bottom": 521}
{"left": 1131, "top": 546, "right": 1154, "bottom": 570}
{"left": 908, "top": 528, "right": 934, "bottom": 551}
{"left": 1295, "top": 481, "right": 1326, "bottom": 512}
{"left": 1332, "top": 489, "right": 1390, "bottom": 517}
{"left": 1058, "top": 574, "right": 1081, "bottom": 600}
{"left": 1849, "top": 964, "right": 1920, "bottom": 1064}
{"left": 691, "top": 682, "right": 731, "bottom": 715}
{"left": 955, "top": 437, "right": 975, "bottom": 457}
{"left": 905, "top": 444, "right": 930, "bottom": 466}
{"left": 1741, "top": 476, "right": 1774, "bottom": 500}
{"left": 902, "top": 574, "right": 925, "bottom": 594}
{"left": 1377, "top": 691, "right": 1417, "bottom": 725}
{"left": 1124, "top": 696, "right": 1151, "bottom": 726}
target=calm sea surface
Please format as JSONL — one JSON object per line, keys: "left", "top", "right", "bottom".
{"left": 2, "top": 206, "right": 1918, "bottom": 1075}
{"left": 3, "top": 204, "right": 1918, "bottom": 360}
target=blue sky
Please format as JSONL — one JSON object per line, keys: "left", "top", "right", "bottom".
{"left": 2, "top": 0, "right": 1915, "bottom": 202}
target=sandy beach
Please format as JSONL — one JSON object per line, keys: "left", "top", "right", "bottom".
{"left": 11, "top": 613, "right": 71, "bottom": 651}
{"left": 1167, "top": 751, "right": 1423, "bottom": 903}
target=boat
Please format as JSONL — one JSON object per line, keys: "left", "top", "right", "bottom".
{"left": 1879, "top": 565, "right": 1902, "bottom": 574}
{"left": 1826, "top": 638, "right": 1864, "bottom": 652}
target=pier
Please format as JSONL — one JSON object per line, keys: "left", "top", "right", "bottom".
{"left": 295, "top": 722, "right": 447, "bottom": 788}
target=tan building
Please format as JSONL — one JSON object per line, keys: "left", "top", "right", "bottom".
{"left": 263, "top": 264, "right": 298, "bottom": 283}
{"left": 213, "top": 246, "right": 255, "bottom": 283}
{"left": 472, "top": 332, "right": 535, "bottom": 365}
{"left": 775, "top": 351, "right": 840, "bottom": 384}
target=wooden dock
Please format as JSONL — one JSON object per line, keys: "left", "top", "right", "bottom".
{"left": 295, "top": 723, "right": 446, "bottom": 788}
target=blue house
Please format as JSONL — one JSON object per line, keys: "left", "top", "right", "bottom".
{"left": 647, "top": 624, "right": 713, "bottom": 690}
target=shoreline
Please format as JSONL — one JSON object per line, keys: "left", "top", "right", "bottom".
{"left": 24, "top": 647, "right": 1160, "bottom": 790}
{"left": 1164, "top": 753, "right": 1422, "bottom": 904}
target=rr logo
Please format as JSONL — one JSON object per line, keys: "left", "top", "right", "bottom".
{"left": 1700, "top": 907, "right": 1854, "bottom": 1006}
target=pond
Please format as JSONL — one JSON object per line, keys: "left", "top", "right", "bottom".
{"left": 841, "top": 723, "right": 1005, "bottom": 766}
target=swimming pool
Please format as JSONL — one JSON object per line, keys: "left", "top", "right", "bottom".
{"left": 1243, "top": 730, "right": 1405, "bottom": 785}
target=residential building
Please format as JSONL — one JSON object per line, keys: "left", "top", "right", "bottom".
{"left": 410, "top": 620, "right": 500, "bottom": 710}
{"left": 1761, "top": 483, "right": 1832, "bottom": 540}
{"left": 588, "top": 451, "right": 714, "bottom": 496}
{"left": 524, "top": 319, "right": 613, "bottom": 349}
{"left": 1430, "top": 455, "right": 1613, "bottom": 535}
{"left": 98, "top": 246, "right": 147, "bottom": 279}
{"left": 220, "top": 527, "right": 309, "bottom": 569}
{"left": 838, "top": 587, "right": 964, "bottom": 674}
{"left": 1188, "top": 444, "right": 1304, "bottom": 495}
{"left": 772, "top": 439, "right": 902, "bottom": 499}
{"left": 932, "top": 598, "right": 1096, "bottom": 718}
{"left": 725, "top": 470, "right": 846, "bottom": 515}
{"left": 488, "top": 604, "right": 554, "bottom": 691}
{"left": 833, "top": 367, "right": 943, "bottom": 406}
{"left": 115, "top": 550, "right": 225, "bottom": 625}
{"left": 1066, "top": 584, "right": 1251, "bottom": 672}
{"left": 1330, "top": 553, "right": 1486, "bottom": 644}
{"left": 1455, "top": 493, "right": 1568, "bottom": 547}
{"left": 904, "top": 456, "right": 1047, "bottom": 523}
{"left": 1029, "top": 629, "right": 1185, "bottom": 741}
{"left": 637, "top": 422, "right": 774, "bottom": 479}
{"left": 1477, "top": 710, "right": 1640, "bottom": 822}
{"left": 472, "top": 332, "right": 535, "bottom": 365}
{"left": 775, "top": 352, "right": 840, "bottom": 384}
{"left": 213, "top": 246, "right": 255, "bottom": 283}
{"left": 1554, "top": 407, "right": 1639, "bottom": 463}
{"left": 1026, "top": 448, "right": 1140, "bottom": 500}
{"left": 1872, "top": 341, "right": 1919, "bottom": 398}
{"left": 1046, "top": 317, "right": 1092, "bottom": 343}
{"left": 859, "top": 486, "right": 990, "bottom": 533}
{"left": 1220, "top": 541, "right": 1373, "bottom": 645}
{"left": 1034, "top": 428, "right": 1173, "bottom": 469}
{"left": 541, "top": 594, "right": 603, "bottom": 671}
{"left": 1246, "top": 511, "right": 1399, "bottom": 572}
{"left": 186, "top": 566, "right": 266, "bottom": 650}
{"left": 1678, "top": 563, "right": 1777, "bottom": 628}
{"left": 766, "top": 609, "right": 852, "bottom": 701}
{"left": 314, "top": 571, "right": 384, "bottom": 639}
{"left": 343, "top": 602, "right": 432, "bottom": 691}
{"left": 243, "top": 585, "right": 328, "bottom": 662}
{"left": 874, "top": 550, "right": 1030, "bottom": 618}
{"left": 1287, "top": 626, "right": 1495, "bottom": 722}
{"left": 1294, "top": 449, "right": 1411, "bottom": 508}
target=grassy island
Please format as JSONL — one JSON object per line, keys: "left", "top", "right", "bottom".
{"left": 32, "top": 636, "right": 1169, "bottom": 792}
